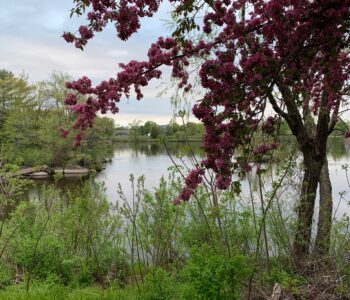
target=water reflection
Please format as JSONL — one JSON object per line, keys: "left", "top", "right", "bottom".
{"left": 27, "top": 175, "right": 88, "bottom": 201}
{"left": 112, "top": 142, "right": 203, "bottom": 157}
{"left": 27, "top": 138, "right": 350, "bottom": 217}
{"left": 27, "top": 142, "right": 203, "bottom": 202}
{"left": 328, "top": 137, "right": 350, "bottom": 161}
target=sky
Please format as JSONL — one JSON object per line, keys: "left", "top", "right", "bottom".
{"left": 0, "top": 0, "right": 191, "bottom": 126}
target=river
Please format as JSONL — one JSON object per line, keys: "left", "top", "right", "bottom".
{"left": 30, "top": 138, "right": 350, "bottom": 217}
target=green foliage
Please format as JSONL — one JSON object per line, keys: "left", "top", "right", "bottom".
{"left": 0, "top": 71, "right": 32, "bottom": 130}
{"left": 166, "top": 121, "right": 204, "bottom": 141}
{"left": 150, "top": 125, "right": 161, "bottom": 139}
{"left": 276, "top": 119, "right": 291, "bottom": 136}
{"left": 128, "top": 120, "right": 142, "bottom": 142}
{"left": 0, "top": 153, "right": 349, "bottom": 298}
{"left": 181, "top": 246, "right": 250, "bottom": 300}
{"left": 140, "top": 268, "right": 199, "bottom": 300}
{"left": 0, "top": 71, "right": 115, "bottom": 167}
{"left": 0, "top": 284, "right": 139, "bottom": 300}
{"left": 0, "top": 182, "right": 126, "bottom": 288}
{"left": 116, "top": 119, "right": 204, "bottom": 142}
{"left": 135, "top": 177, "right": 181, "bottom": 269}
{"left": 164, "top": 120, "right": 180, "bottom": 136}
{"left": 332, "top": 119, "right": 349, "bottom": 136}
{"left": 263, "top": 268, "right": 304, "bottom": 294}
{"left": 141, "top": 268, "right": 176, "bottom": 300}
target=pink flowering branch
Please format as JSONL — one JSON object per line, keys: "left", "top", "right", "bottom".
{"left": 64, "top": 0, "right": 350, "bottom": 202}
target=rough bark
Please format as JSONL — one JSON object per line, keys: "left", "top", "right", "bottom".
{"left": 314, "top": 157, "right": 333, "bottom": 258}
{"left": 303, "top": 113, "right": 333, "bottom": 259}
{"left": 293, "top": 158, "right": 324, "bottom": 262}
{"left": 270, "top": 81, "right": 331, "bottom": 264}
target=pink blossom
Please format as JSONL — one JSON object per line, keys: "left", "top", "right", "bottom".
{"left": 59, "top": 127, "right": 69, "bottom": 139}
{"left": 172, "top": 197, "right": 181, "bottom": 206}
{"left": 63, "top": 0, "right": 350, "bottom": 201}
{"left": 179, "top": 187, "right": 193, "bottom": 201}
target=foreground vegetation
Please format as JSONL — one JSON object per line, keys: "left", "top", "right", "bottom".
{"left": 1, "top": 151, "right": 350, "bottom": 299}
{"left": 0, "top": 284, "right": 138, "bottom": 300}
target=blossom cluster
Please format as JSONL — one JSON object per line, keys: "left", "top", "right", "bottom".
{"left": 253, "top": 143, "right": 278, "bottom": 156}
{"left": 63, "top": 0, "right": 162, "bottom": 47}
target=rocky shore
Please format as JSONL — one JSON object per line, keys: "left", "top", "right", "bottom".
{"left": 5, "top": 158, "right": 112, "bottom": 180}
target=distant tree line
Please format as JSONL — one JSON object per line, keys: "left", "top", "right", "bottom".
{"left": 116, "top": 119, "right": 205, "bottom": 142}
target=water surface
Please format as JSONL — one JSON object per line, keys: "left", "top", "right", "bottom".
{"left": 31, "top": 138, "right": 350, "bottom": 216}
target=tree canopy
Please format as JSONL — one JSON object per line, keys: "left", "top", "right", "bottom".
{"left": 63, "top": 0, "right": 350, "bottom": 260}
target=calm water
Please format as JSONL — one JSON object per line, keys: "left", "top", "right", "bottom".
{"left": 95, "top": 142, "right": 203, "bottom": 202}
{"left": 31, "top": 138, "right": 350, "bottom": 216}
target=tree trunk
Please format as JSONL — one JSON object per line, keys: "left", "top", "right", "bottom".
{"left": 314, "top": 157, "right": 333, "bottom": 258}
{"left": 293, "top": 158, "right": 323, "bottom": 263}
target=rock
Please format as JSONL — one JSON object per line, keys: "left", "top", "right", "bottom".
{"left": 64, "top": 168, "right": 90, "bottom": 175}
{"left": 270, "top": 283, "right": 282, "bottom": 300}
{"left": 52, "top": 166, "right": 90, "bottom": 176}
{"left": 101, "top": 158, "right": 112, "bottom": 163}
{"left": 30, "top": 172, "right": 49, "bottom": 179}
{"left": 96, "top": 163, "right": 107, "bottom": 172}
{"left": 63, "top": 173, "right": 89, "bottom": 178}
{"left": 40, "top": 165, "right": 50, "bottom": 173}
{"left": 14, "top": 167, "right": 35, "bottom": 177}
{"left": 53, "top": 168, "right": 64, "bottom": 174}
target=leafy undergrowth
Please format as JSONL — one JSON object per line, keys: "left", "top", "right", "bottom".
{"left": 1, "top": 162, "right": 350, "bottom": 299}
{"left": 0, "top": 284, "right": 138, "bottom": 300}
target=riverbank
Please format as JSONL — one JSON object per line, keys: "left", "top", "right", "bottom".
{"left": 13, "top": 165, "right": 90, "bottom": 179}
{"left": 2, "top": 158, "right": 113, "bottom": 180}
{"left": 114, "top": 135, "right": 203, "bottom": 143}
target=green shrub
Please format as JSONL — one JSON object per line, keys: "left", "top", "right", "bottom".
{"left": 142, "top": 268, "right": 175, "bottom": 300}
{"left": 181, "top": 246, "right": 251, "bottom": 300}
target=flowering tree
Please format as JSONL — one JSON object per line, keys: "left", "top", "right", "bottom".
{"left": 63, "top": 0, "right": 350, "bottom": 264}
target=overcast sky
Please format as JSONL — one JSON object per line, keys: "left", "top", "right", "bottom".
{"left": 0, "top": 0, "right": 189, "bottom": 125}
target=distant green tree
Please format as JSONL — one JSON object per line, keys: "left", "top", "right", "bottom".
{"left": 141, "top": 121, "right": 157, "bottom": 136}
{"left": 165, "top": 120, "right": 180, "bottom": 136}
{"left": 0, "top": 69, "right": 14, "bottom": 79}
{"left": 150, "top": 124, "right": 161, "bottom": 139}
{"left": 0, "top": 70, "right": 32, "bottom": 130}
{"left": 37, "top": 72, "right": 70, "bottom": 108}
{"left": 128, "top": 120, "right": 142, "bottom": 142}
{"left": 185, "top": 122, "right": 204, "bottom": 136}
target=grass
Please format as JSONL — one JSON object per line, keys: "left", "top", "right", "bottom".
{"left": 0, "top": 284, "right": 139, "bottom": 300}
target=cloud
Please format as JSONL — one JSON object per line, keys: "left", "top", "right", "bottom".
{"left": 0, "top": 0, "right": 184, "bottom": 120}
{"left": 0, "top": 34, "right": 129, "bottom": 82}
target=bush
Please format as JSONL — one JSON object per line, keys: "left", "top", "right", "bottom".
{"left": 181, "top": 246, "right": 251, "bottom": 300}
{"left": 0, "top": 183, "right": 127, "bottom": 288}
{"left": 142, "top": 268, "right": 175, "bottom": 300}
